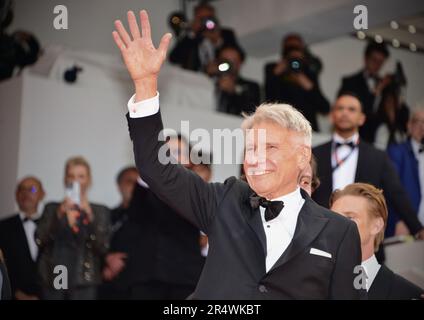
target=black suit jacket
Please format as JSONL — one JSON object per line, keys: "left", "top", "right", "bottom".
{"left": 127, "top": 111, "right": 362, "bottom": 299}
{"left": 338, "top": 71, "right": 380, "bottom": 142}
{"left": 112, "top": 183, "right": 204, "bottom": 288}
{"left": 264, "top": 62, "right": 330, "bottom": 132}
{"left": 0, "top": 214, "right": 40, "bottom": 297}
{"left": 312, "top": 141, "right": 423, "bottom": 235}
{"left": 368, "top": 265, "right": 423, "bottom": 300}
{"left": 217, "top": 76, "right": 260, "bottom": 115}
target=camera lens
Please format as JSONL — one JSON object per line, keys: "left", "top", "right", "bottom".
{"left": 205, "top": 19, "right": 215, "bottom": 31}
{"left": 218, "top": 62, "right": 231, "bottom": 72}
{"left": 291, "top": 60, "right": 300, "bottom": 70}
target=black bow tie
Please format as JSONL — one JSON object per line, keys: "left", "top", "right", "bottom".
{"left": 22, "top": 217, "right": 40, "bottom": 224}
{"left": 250, "top": 194, "right": 285, "bottom": 222}
{"left": 335, "top": 141, "right": 355, "bottom": 149}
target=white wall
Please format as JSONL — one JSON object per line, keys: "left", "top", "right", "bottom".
{"left": 10, "top": 0, "right": 178, "bottom": 55}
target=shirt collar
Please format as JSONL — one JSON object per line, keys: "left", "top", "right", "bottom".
{"left": 333, "top": 132, "right": 359, "bottom": 144}
{"left": 137, "top": 176, "right": 149, "bottom": 189}
{"left": 19, "top": 211, "right": 42, "bottom": 222}
{"left": 361, "top": 254, "right": 381, "bottom": 291}
{"left": 271, "top": 187, "right": 302, "bottom": 204}
{"left": 410, "top": 138, "right": 422, "bottom": 157}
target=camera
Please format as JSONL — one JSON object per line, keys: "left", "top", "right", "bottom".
{"left": 287, "top": 58, "right": 304, "bottom": 73}
{"left": 217, "top": 60, "right": 234, "bottom": 76}
{"left": 392, "top": 61, "right": 407, "bottom": 89}
{"left": 200, "top": 16, "right": 219, "bottom": 33}
{"left": 168, "top": 11, "right": 188, "bottom": 37}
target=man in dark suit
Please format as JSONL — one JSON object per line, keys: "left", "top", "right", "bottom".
{"left": 338, "top": 41, "right": 391, "bottom": 142}
{"left": 387, "top": 109, "right": 424, "bottom": 236}
{"left": 113, "top": 10, "right": 362, "bottom": 299}
{"left": 330, "top": 183, "right": 423, "bottom": 299}
{"left": 103, "top": 136, "right": 205, "bottom": 300}
{"left": 265, "top": 34, "right": 329, "bottom": 132}
{"left": 0, "top": 176, "right": 45, "bottom": 300}
{"left": 169, "top": 1, "right": 238, "bottom": 72}
{"left": 210, "top": 44, "right": 260, "bottom": 115}
{"left": 312, "top": 93, "right": 424, "bottom": 240}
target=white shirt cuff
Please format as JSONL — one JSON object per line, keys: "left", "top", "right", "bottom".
{"left": 127, "top": 92, "right": 160, "bottom": 118}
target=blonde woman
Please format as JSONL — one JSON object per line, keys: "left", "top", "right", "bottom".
{"left": 36, "top": 156, "right": 110, "bottom": 300}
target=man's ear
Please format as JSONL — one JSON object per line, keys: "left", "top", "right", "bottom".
{"left": 358, "top": 112, "right": 366, "bottom": 127}
{"left": 371, "top": 217, "right": 384, "bottom": 236}
{"left": 298, "top": 146, "right": 311, "bottom": 171}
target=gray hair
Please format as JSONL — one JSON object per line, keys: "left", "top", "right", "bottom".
{"left": 241, "top": 103, "right": 312, "bottom": 146}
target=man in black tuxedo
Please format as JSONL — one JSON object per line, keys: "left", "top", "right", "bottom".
{"left": 0, "top": 176, "right": 45, "bottom": 300}
{"left": 338, "top": 41, "right": 391, "bottom": 142}
{"left": 331, "top": 183, "right": 423, "bottom": 299}
{"left": 112, "top": 10, "right": 362, "bottom": 299}
{"left": 103, "top": 136, "right": 205, "bottom": 300}
{"left": 312, "top": 93, "right": 424, "bottom": 240}
{"left": 169, "top": 1, "right": 238, "bottom": 72}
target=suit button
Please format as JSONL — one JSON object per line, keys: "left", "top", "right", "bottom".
{"left": 258, "top": 284, "right": 268, "bottom": 293}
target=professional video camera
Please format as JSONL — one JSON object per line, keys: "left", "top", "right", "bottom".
{"left": 168, "top": 11, "right": 188, "bottom": 37}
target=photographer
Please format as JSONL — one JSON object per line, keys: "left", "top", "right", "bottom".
{"left": 169, "top": 1, "right": 237, "bottom": 72}
{"left": 209, "top": 44, "right": 260, "bottom": 115}
{"left": 265, "top": 34, "right": 330, "bottom": 131}
{"left": 374, "top": 83, "right": 409, "bottom": 150}
{"left": 338, "top": 41, "right": 391, "bottom": 142}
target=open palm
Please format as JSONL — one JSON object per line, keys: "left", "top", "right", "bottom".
{"left": 112, "top": 10, "right": 172, "bottom": 82}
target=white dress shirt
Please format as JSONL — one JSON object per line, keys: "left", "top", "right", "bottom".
{"left": 332, "top": 132, "right": 359, "bottom": 191}
{"left": 128, "top": 92, "right": 304, "bottom": 273}
{"left": 260, "top": 188, "right": 304, "bottom": 272}
{"left": 411, "top": 139, "right": 424, "bottom": 225}
{"left": 361, "top": 254, "right": 381, "bottom": 291}
{"left": 19, "top": 211, "right": 42, "bottom": 261}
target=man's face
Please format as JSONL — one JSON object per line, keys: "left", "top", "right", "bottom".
{"left": 331, "top": 95, "right": 366, "bottom": 133}
{"left": 331, "top": 195, "right": 378, "bottom": 247}
{"left": 118, "top": 170, "right": 138, "bottom": 203}
{"left": 408, "top": 111, "right": 424, "bottom": 143}
{"left": 193, "top": 7, "right": 215, "bottom": 33}
{"left": 16, "top": 178, "right": 44, "bottom": 215}
{"left": 283, "top": 35, "right": 304, "bottom": 56}
{"left": 298, "top": 163, "right": 313, "bottom": 196}
{"left": 219, "top": 48, "right": 242, "bottom": 75}
{"left": 243, "top": 121, "right": 309, "bottom": 199}
{"left": 365, "top": 51, "right": 386, "bottom": 76}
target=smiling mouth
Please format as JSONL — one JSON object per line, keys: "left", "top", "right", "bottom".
{"left": 247, "top": 169, "right": 272, "bottom": 176}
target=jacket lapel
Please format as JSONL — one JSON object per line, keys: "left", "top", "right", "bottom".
{"left": 354, "top": 142, "right": 367, "bottom": 182}
{"left": 322, "top": 142, "right": 333, "bottom": 193}
{"left": 244, "top": 191, "right": 267, "bottom": 255}
{"left": 14, "top": 215, "right": 34, "bottom": 262}
{"left": 268, "top": 191, "right": 329, "bottom": 273}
